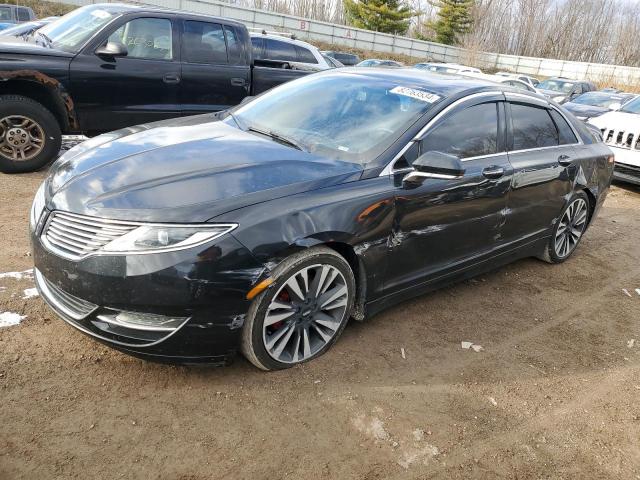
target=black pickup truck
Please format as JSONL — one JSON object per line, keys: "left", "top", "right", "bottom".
{"left": 0, "top": 3, "right": 311, "bottom": 173}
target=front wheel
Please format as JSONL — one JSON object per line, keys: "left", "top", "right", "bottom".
{"left": 241, "top": 247, "right": 355, "bottom": 370}
{"left": 0, "top": 95, "right": 62, "bottom": 173}
{"left": 541, "top": 191, "right": 590, "bottom": 263}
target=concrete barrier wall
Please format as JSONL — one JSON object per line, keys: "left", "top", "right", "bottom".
{"left": 61, "top": 0, "right": 640, "bottom": 84}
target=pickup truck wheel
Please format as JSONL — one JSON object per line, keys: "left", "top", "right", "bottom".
{"left": 0, "top": 95, "right": 62, "bottom": 173}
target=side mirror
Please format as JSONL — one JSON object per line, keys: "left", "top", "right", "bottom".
{"left": 95, "top": 41, "right": 128, "bottom": 58}
{"left": 403, "top": 151, "right": 465, "bottom": 184}
{"left": 608, "top": 102, "right": 621, "bottom": 111}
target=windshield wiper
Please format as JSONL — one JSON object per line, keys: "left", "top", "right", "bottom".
{"left": 35, "top": 31, "right": 53, "bottom": 48}
{"left": 246, "top": 125, "right": 305, "bottom": 151}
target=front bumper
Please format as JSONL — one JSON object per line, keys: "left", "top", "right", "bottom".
{"left": 606, "top": 146, "right": 640, "bottom": 185}
{"left": 32, "top": 226, "right": 268, "bottom": 364}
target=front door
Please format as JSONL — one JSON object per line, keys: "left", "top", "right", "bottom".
{"left": 384, "top": 98, "right": 513, "bottom": 294}
{"left": 70, "top": 15, "right": 181, "bottom": 132}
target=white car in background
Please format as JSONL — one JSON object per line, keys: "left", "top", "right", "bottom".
{"left": 250, "top": 31, "right": 331, "bottom": 70}
{"left": 414, "top": 62, "right": 481, "bottom": 74}
{"left": 589, "top": 96, "right": 640, "bottom": 185}
{"left": 495, "top": 71, "right": 540, "bottom": 89}
{"left": 460, "top": 72, "right": 539, "bottom": 93}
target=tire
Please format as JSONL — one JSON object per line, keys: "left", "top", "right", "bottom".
{"left": 0, "top": 95, "right": 62, "bottom": 173}
{"left": 540, "top": 191, "right": 590, "bottom": 264}
{"left": 241, "top": 246, "right": 356, "bottom": 371}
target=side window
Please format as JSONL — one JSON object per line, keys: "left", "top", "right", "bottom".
{"left": 295, "top": 45, "right": 318, "bottom": 64}
{"left": 265, "top": 39, "right": 297, "bottom": 62}
{"left": 224, "top": 26, "right": 242, "bottom": 65}
{"left": 549, "top": 110, "right": 579, "bottom": 145}
{"left": 17, "top": 7, "right": 30, "bottom": 21}
{"left": 510, "top": 103, "right": 558, "bottom": 150}
{"left": 183, "top": 21, "right": 227, "bottom": 64}
{"left": 108, "top": 18, "right": 173, "bottom": 60}
{"left": 420, "top": 102, "right": 499, "bottom": 159}
{"left": 251, "top": 37, "right": 263, "bottom": 59}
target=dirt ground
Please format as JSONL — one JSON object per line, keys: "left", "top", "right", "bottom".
{"left": 1, "top": 168, "right": 639, "bottom": 480}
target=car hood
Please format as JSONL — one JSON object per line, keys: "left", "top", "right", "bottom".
{"left": 46, "top": 115, "right": 363, "bottom": 222}
{"left": 0, "top": 36, "right": 73, "bottom": 57}
{"left": 563, "top": 103, "right": 608, "bottom": 118}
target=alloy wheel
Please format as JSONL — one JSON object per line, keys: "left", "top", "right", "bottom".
{"left": 554, "top": 198, "right": 588, "bottom": 258}
{"left": 0, "top": 115, "right": 45, "bottom": 161}
{"left": 262, "top": 264, "right": 349, "bottom": 364}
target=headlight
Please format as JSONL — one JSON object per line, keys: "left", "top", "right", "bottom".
{"left": 29, "top": 181, "right": 46, "bottom": 231}
{"left": 101, "top": 224, "right": 237, "bottom": 254}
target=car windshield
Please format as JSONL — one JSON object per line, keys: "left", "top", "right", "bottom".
{"left": 620, "top": 96, "right": 640, "bottom": 114}
{"left": 357, "top": 60, "right": 381, "bottom": 67}
{"left": 37, "top": 5, "right": 124, "bottom": 52}
{"left": 538, "top": 79, "right": 575, "bottom": 93}
{"left": 229, "top": 73, "right": 440, "bottom": 165}
{"left": 572, "top": 92, "right": 631, "bottom": 108}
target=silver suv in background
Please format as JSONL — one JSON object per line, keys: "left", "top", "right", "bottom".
{"left": 250, "top": 31, "right": 331, "bottom": 70}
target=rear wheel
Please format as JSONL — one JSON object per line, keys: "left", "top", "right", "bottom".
{"left": 0, "top": 95, "right": 62, "bottom": 173}
{"left": 241, "top": 247, "right": 355, "bottom": 370}
{"left": 541, "top": 191, "right": 590, "bottom": 263}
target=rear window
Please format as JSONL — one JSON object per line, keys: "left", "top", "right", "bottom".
{"left": 295, "top": 45, "right": 317, "bottom": 64}
{"left": 183, "top": 21, "right": 227, "bottom": 64}
{"left": 510, "top": 103, "right": 558, "bottom": 150}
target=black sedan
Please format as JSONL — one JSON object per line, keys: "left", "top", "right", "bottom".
{"left": 562, "top": 91, "right": 636, "bottom": 122}
{"left": 31, "top": 70, "right": 614, "bottom": 370}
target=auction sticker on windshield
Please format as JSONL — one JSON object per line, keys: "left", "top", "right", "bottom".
{"left": 390, "top": 86, "right": 441, "bottom": 103}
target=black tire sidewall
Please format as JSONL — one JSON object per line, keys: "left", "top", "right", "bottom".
{"left": 547, "top": 191, "right": 590, "bottom": 263}
{"left": 0, "top": 96, "right": 62, "bottom": 173}
{"left": 246, "top": 250, "right": 355, "bottom": 370}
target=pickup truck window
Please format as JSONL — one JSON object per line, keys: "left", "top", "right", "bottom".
{"left": 109, "top": 18, "right": 172, "bottom": 60}
{"left": 251, "top": 37, "right": 263, "bottom": 59}
{"left": 0, "top": 7, "right": 10, "bottom": 21}
{"left": 184, "top": 21, "right": 227, "bottom": 64}
{"left": 224, "top": 26, "right": 242, "bottom": 65}
{"left": 16, "top": 7, "right": 30, "bottom": 22}
{"left": 265, "top": 38, "right": 297, "bottom": 62}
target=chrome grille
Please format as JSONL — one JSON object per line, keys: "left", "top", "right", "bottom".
{"left": 42, "top": 211, "right": 138, "bottom": 260}
{"left": 600, "top": 128, "right": 640, "bottom": 150}
{"left": 35, "top": 269, "right": 98, "bottom": 320}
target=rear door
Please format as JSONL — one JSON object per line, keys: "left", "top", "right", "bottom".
{"left": 180, "top": 21, "right": 250, "bottom": 115}
{"left": 384, "top": 95, "right": 514, "bottom": 293}
{"left": 501, "top": 95, "right": 579, "bottom": 246}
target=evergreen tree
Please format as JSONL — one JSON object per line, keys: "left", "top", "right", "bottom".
{"left": 427, "top": 0, "right": 474, "bottom": 45}
{"left": 344, "top": 0, "right": 414, "bottom": 35}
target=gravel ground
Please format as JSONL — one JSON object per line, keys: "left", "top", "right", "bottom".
{"left": 1, "top": 166, "right": 639, "bottom": 479}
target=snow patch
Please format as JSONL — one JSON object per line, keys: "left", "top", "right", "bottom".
{"left": 22, "top": 288, "right": 39, "bottom": 299}
{"left": 0, "top": 312, "right": 26, "bottom": 328}
{"left": 0, "top": 269, "right": 34, "bottom": 281}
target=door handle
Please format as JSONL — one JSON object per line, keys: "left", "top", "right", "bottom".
{"left": 230, "top": 77, "right": 247, "bottom": 87}
{"left": 163, "top": 73, "right": 181, "bottom": 84}
{"left": 558, "top": 154, "right": 573, "bottom": 166}
{"left": 482, "top": 165, "right": 505, "bottom": 179}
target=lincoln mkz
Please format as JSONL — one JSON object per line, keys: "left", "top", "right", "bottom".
{"left": 31, "top": 69, "right": 614, "bottom": 370}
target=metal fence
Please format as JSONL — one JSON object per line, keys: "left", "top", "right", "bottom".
{"left": 61, "top": 0, "right": 640, "bottom": 84}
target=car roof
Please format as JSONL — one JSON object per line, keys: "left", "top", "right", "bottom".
{"left": 92, "top": 2, "right": 246, "bottom": 28}
{"left": 249, "top": 32, "right": 318, "bottom": 51}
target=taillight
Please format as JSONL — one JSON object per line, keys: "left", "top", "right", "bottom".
{"left": 607, "top": 155, "right": 615, "bottom": 164}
